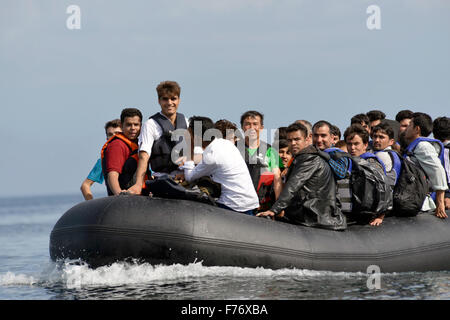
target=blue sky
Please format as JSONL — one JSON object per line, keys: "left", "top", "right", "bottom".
{"left": 1, "top": 0, "right": 449, "bottom": 197}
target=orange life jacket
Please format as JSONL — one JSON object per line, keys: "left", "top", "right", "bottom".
{"left": 101, "top": 133, "right": 147, "bottom": 195}
{"left": 101, "top": 133, "right": 139, "bottom": 166}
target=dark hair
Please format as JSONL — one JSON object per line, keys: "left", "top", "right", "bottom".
{"left": 335, "top": 140, "right": 347, "bottom": 149}
{"left": 395, "top": 109, "right": 413, "bottom": 122}
{"left": 276, "top": 127, "right": 288, "bottom": 141}
{"left": 295, "top": 120, "right": 312, "bottom": 136}
{"left": 189, "top": 116, "right": 215, "bottom": 139}
{"left": 432, "top": 116, "right": 450, "bottom": 141}
{"left": 366, "top": 110, "right": 386, "bottom": 122}
{"left": 286, "top": 123, "right": 308, "bottom": 138}
{"left": 278, "top": 139, "right": 289, "bottom": 150}
{"left": 120, "top": 108, "right": 143, "bottom": 124}
{"left": 371, "top": 122, "right": 395, "bottom": 140}
{"left": 104, "top": 119, "right": 121, "bottom": 132}
{"left": 351, "top": 113, "right": 370, "bottom": 127}
{"left": 240, "top": 110, "right": 264, "bottom": 127}
{"left": 214, "top": 119, "right": 238, "bottom": 140}
{"left": 411, "top": 112, "right": 433, "bottom": 137}
{"left": 330, "top": 125, "right": 341, "bottom": 139}
{"left": 156, "top": 80, "right": 181, "bottom": 98}
{"left": 344, "top": 124, "right": 370, "bottom": 144}
{"left": 312, "top": 120, "right": 332, "bottom": 134}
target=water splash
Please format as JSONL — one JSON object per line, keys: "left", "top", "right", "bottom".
{"left": 0, "top": 259, "right": 362, "bottom": 289}
{"left": 0, "top": 272, "right": 37, "bottom": 286}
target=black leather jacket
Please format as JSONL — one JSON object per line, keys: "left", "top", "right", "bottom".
{"left": 271, "top": 145, "right": 347, "bottom": 231}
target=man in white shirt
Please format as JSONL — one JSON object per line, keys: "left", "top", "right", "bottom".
{"left": 128, "top": 81, "right": 189, "bottom": 195}
{"left": 404, "top": 112, "right": 448, "bottom": 219}
{"left": 179, "top": 116, "right": 259, "bottom": 215}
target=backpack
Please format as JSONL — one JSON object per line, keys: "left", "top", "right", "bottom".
{"left": 405, "top": 137, "right": 449, "bottom": 202}
{"left": 373, "top": 149, "right": 403, "bottom": 187}
{"left": 319, "top": 149, "right": 392, "bottom": 217}
{"left": 350, "top": 156, "right": 393, "bottom": 216}
{"left": 145, "top": 175, "right": 219, "bottom": 206}
{"left": 392, "top": 155, "right": 430, "bottom": 217}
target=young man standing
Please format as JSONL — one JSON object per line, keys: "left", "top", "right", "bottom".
{"left": 180, "top": 116, "right": 259, "bottom": 215}
{"left": 128, "top": 81, "right": 188, "bottom": 195}
{"left": 257, "top": 123, "right": 347, "bottom": 231}
{"left": 102, "top": 108, "right": 142, "bottom": 196}
{"left": 80, "top": 119, "right": 122, "bottom": 200}
{"left": 404, "top": 113, "right": 448, "bottom": 219}
{"left": 240, "top": 110, "right": 282, "bottom": 204}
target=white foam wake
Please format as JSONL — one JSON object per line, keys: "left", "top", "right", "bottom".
{"left": 0, "top": 272, "right": 37, "bottom": 286}
{"left": 0, "top": 260, "right": 363, "bottom": 289}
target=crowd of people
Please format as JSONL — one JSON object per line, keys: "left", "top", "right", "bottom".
{"left": 81, "top": 80, "right": 450, "bottom": 231}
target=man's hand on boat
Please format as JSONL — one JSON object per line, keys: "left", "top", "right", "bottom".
{"left": 256, "top": 210, "right": 275, "bottom": 220}
{"left": 127, "top": 184, "right": 142, "bottom": 195}
{"left": 435, "top": 203, "right": 448, "bottom": 219}
{"left": 369, "top": 213, "right": 385, "bottom": 227}
{"left": 435, "top": 190, "right": 448, "bottom": 219}
{"left": 256, "top": 210, "right": 286, "bottom": 220}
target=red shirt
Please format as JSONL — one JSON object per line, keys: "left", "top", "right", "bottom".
{"left": 104, "top": 139, "right": 132, "bottom": 174}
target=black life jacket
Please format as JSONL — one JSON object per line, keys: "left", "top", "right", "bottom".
{"left": 240, "top": 141, "right": 275, "bottom": 211}
{"left": 101, "top": 133, "right": 139, "bottom": 196}
{"left": 149, "top": 112, "right": 187, "bottom": 173}
{"left": 241, "top": 140, "right": 271, "bottom": 190}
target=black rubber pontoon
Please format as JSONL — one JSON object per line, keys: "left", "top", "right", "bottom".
{"left": 50, "top": 195, "right": 450, "bottom": 272}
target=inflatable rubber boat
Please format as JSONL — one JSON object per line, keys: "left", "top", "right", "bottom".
{"left": 49, "top": 195, "right": 450, "bottom": 272}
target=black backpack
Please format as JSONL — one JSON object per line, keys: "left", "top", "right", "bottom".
{"left": 318, "top": 149, "right": 392, "bottom": 217}
{"left": 145, "top": 175, "right": 220, "bottom": 206}
{"left": 349, "top": 157, "right": 393, "bottom": 217}
{"left": 393, "top": 155, "right": 430, "bottom": 217}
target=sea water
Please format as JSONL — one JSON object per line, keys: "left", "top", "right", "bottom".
{"left": 0, "top": 194, "right": 449, "bottom": 300}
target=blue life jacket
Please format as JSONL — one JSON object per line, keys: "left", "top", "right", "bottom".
{"left": 405, "top": 137, "right": 445, "bottom": 164}
{"left": 360, "top": 152, "right": 387, "bottom": 175}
